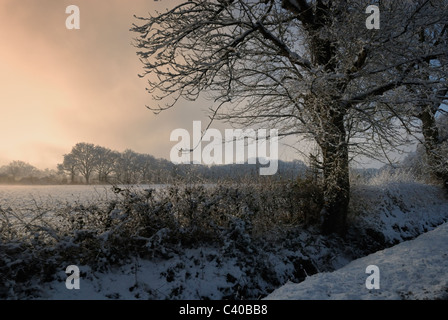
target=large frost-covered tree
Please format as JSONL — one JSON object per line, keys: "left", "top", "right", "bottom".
{"left": 132, "top": 0, "right": 448, "bottom": 234}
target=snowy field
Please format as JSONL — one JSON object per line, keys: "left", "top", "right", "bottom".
{"left": 0, "top": 184, "right": 161, "bottom": 213}
{"left": 0, "top": 185, "right": 114, "bottom": 211}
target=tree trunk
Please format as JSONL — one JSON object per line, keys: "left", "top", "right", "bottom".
{"left": 420, "top": 109, "right": 439, "bottom": 155}
{"left": 318, "top": 109, "right": 350, "bottom": 235}
{"left": 419, "top": 107, "right": 444, "bottom": 180}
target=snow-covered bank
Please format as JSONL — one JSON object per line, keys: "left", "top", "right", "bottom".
{"left": 266, "top": 221, "right": 448, "bottom": 300}
{"left": 2, "top": 181, "right": 448, "bottom": 300}
{"left": 349, "top": 182, "right": 448, "bottom": 244}
{"left": 36, "top": 183, "right": 448, "bottom": 300}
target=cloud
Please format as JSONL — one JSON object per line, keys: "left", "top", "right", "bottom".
{"left": 0, "top": 0, "right": 304, "bottom": 170}
{"left": 0, "top": 0, "right": 212, "bottom": 168}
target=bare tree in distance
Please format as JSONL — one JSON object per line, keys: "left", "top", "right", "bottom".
{"left": 1, "top": 161, "right": 38, "bottom": 182}
{"left": 95, "top": 146, "right": 120, "bottom": 183}
{"left": 69, "top": 143, "right": 98, "bottom": 185}
{"left": 58, "top": 153, "right": 78, "bottom": 184}
{"left": 131, "top": 0, "right": 448, "bottom": 234}
{"left": 116, "top": 149, "right": 141, "bottom": 184}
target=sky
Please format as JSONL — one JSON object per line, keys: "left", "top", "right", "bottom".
{"left": 0, "top": 0, "right": 387, "bottom": 170}
{"left": 0, "top": 0, "right": 249, "bottom": 170}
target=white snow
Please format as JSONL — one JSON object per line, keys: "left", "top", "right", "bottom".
{"left": 266, "top": 221, "right": 448, "bottom": 300}
{"left": 2, "top": 182, "right": 448, "bottom": 300}
{"left": 0, "top": 184, "right": 159, "bottom": 212}
{"left": 38, "top": 248, "right": 246, "bottom": 300}
{"left": 34, "top": 220, "right": 448, "bottom": 300}
{"left": 349, "top": 181, "right": 448, "bottom": 243}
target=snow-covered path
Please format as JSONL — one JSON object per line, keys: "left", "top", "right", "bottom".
{"left": 266, "top": 222, "right": 448, "bottom": 300}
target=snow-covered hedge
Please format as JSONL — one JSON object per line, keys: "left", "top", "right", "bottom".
{"left": 0, "top": 180, "right": 320, "bottom": 298}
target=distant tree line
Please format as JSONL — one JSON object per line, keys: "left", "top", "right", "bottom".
{"left": 0, "top": 142, "right": 306, "bottom": 185}
{"left": 0, "top": 161, "right": 61, "bottom": 184}
{"left": 57, "top": 142, "right": 306, "bottom": 184}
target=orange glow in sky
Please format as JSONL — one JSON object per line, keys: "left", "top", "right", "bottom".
{"left": 0, "top": 0, "right": 213, "bottom": 169}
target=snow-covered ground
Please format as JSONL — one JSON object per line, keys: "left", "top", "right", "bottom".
{"left": 0, "top": 184, "right": 157, "bottom": 212}
{"left": 38, "top": 221, "right": 448, "bottom": 300}
{"left": 2, "top": 181, "right": 448, "bottom": 300}
{"left": 37, "top": 223, "right": 448, "bottom": 300}
{"left": 266, "top": 221, "right": 448, "bottom": 300}
{"left": 349, "top": 181, "right": 448, "bottom": 244}
{"left": 39, "top": 248, "right": 247, "bottom": 300}
{"left": 31, "top": 181, "right": 447, "bottom": 300}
